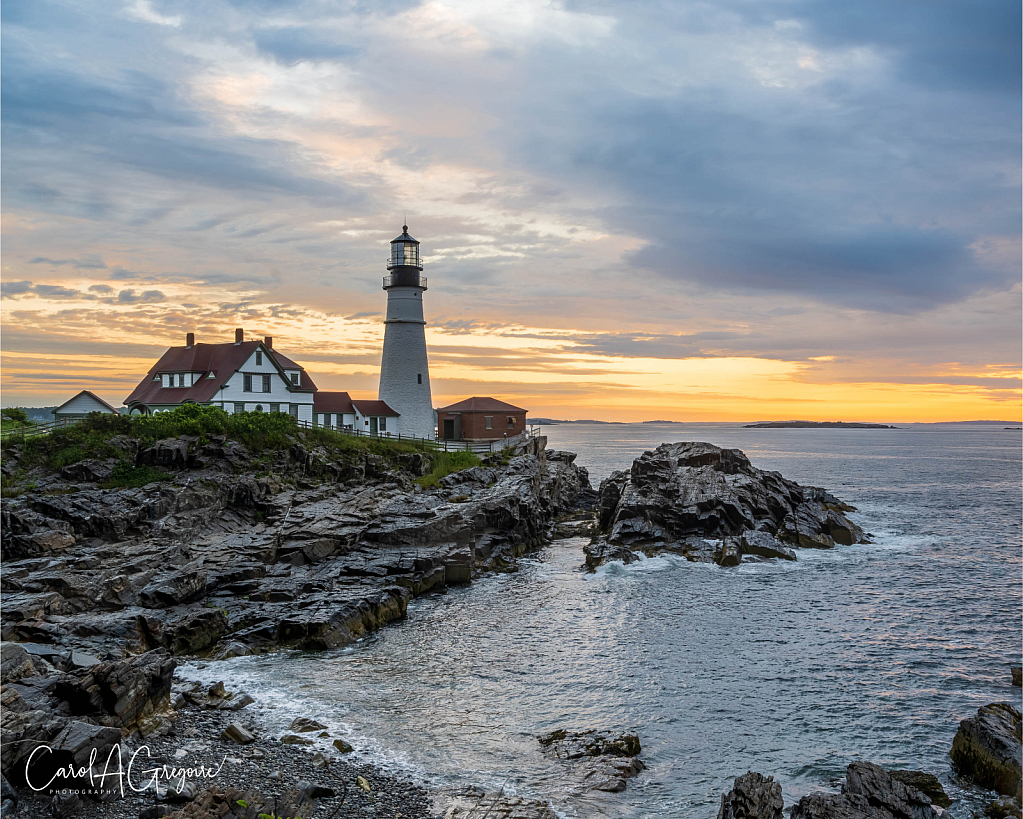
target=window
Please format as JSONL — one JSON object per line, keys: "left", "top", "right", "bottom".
{"left": 507, "top": 416, "right": 515, "bottom": 428}
{"left": 270, "top": 403, "right": 280, "bottom": 413}
{"left": 262, "top": 374, "right": 271, "bottom": 393}
{"left": 485, "top": 416, "right": 493, "bottom": 429}
{"left": 207, "top": 372, "right": 215, "bottom": 379}
{"left": 290, "top": 373, "right": 299, "bottom": 385}
{"left": 178, "top": 374, "right": 185, "bottom": 387}
{"left": 256, "top": 351, "right": 262, "bottom": 365}
{"left": 153, "top": 374, "right": 160, "bottom": 381}
{"left": 243, "top": 374, "right": 252, "bottom": 392}
{"left": 417, "top": 374, "right": 422, "bottom": 384}
{"left": 255, "top": 405, "right": 264, "bottom": 412}
{"left": 234, "top": 403, "right": 245, "bottom": 414}
{"left": 379, "top": 417, "right": 387, "bottom": 432}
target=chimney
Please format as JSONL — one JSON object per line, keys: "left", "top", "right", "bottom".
{"left": 264, "top": 336, "right": 273, "bottom": 349}
{"left": 186, "top": 332, "right": 194, "bottom": 348}
{"left": 235, "top": 328, "right": 243, "bottom": 345}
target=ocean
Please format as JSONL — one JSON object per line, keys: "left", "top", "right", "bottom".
{"left": 181, "top": 422, "right": 1022, "bottom": 817}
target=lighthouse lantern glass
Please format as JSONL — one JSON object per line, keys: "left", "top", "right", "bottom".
{"left": 392, "top": 241, "right": 419, "bottom": 267}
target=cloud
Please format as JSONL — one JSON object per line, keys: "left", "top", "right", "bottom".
{"left": 1, "top": 281, "right": 34, "bottom": 298}
{"left": 89, "top": 284, "right": 114, "bottom": 293}
{"left": 252, "top": 27, "right": 361, "bottom": 65}
{"left": 29, "top": 255, "right": 107, "bottom": 269}
{"left": 116, "top": 289, "right": 165, "bottom": 303}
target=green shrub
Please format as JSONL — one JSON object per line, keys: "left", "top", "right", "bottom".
{"left": 100, "top": 461, "right": 170, "bottom": 489}
{"left": 1, "top": 408, "right": 30, "bottom": 424}
{"left": 8, "top": 404, "right": 434, "bottom": 475}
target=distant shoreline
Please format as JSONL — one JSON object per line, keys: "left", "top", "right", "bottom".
{"left": 743, "top": 421, "right": 897, "bottom": 429}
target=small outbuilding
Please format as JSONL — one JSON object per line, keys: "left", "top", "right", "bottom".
{"left": 53, "top": 390, "right": 121, "bottom": 422}
{"left": 437, "top": 397, "right": 527, "bottom": 441}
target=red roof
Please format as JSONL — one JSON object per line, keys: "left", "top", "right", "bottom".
{"left": 437, "top": 396, "right": 526, "bottom": 413}
{"left": 351, "top": 400, "right": 399, "bottom": 417}
{"left": 124, "top": 341, "right": 316, "bottom": 408}
{"left": 314, "top": 391, "right": 353, "bottom": 413}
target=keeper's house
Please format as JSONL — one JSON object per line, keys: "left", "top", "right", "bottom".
{"left": 125, "top": 329, "right": 316, "bottom": 421}
{"left": 125, "top": 329, "right": 402, "bottom": 435}
{"left": 437, "top": 397, "right": 527, "bottom": 441}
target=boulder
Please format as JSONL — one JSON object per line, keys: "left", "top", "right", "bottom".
{"left": 887, "top": 771, "right": 950, "bottom": 809}
{"left": 289, "top": 716, "right": 327, "bottom": 733}
{"left": 537, "top": 729, "right": 644, "bottom": 793}
{"left": 0, "top": 643, "right": 37, "bottom": 683}
{"left": 538, "top": 728, "right": 641, "bottom": 759}
{"left": 221, "top": 723, "right": 256, "bottom": 745}
{"left": 589, "top": 442, "right": 864, "bottom": 569}
{"left": 717, "top": 771, "right": 784, "bottom": 819}
{"left": 790, "top": 761, "right": 943, "bottom": 819}
{"left": 1012, "top": 666, "right": 1021, "bottom": 687}
{"left": 55, "top": 648, "right": 176, "bottom": 731}
{"left": 950, "top": 702, "right": 1022, "bottom": 797}
{"left": 25, "top": 720, "right": 122, "bottom": 795}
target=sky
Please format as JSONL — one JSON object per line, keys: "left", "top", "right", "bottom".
{"left": 1, "top": 0, "right": 1020, "bottom": 422}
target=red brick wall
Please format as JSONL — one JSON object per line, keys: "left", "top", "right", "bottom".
{"left": 440, "top": 410, "right": 527, "bottom": 440}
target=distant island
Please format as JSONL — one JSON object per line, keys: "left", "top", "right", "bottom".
{"left": 744, "top": 421, "right": 897, "bottom": 429}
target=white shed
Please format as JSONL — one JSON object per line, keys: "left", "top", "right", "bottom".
{"left": 53, "top": 391, "right": 121, "bottom": 422}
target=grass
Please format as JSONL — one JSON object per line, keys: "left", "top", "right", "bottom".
{"left": 4, "top": 404, "right": 435, "bottom": 477}
{"left": 417, "top": 449, "right": 481, "bottom": 488}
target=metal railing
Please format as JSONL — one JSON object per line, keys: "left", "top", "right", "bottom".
{"left": 386, "top": 256, "right": 423, "bottom": 270}
{"left": 298, "top": 421, "right": 542, "bottom": 453}
{"left": 382, "top": 274, "right": 427, "bottom": 289}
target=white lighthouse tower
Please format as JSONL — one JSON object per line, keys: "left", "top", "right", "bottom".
{"left": 378, "top": 224, "right": 435, "bottom": 439}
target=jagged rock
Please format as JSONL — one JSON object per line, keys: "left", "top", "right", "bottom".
{"left": 538, "top": 729, "right": 644, "bottom": 793}
{"left": 577, "top": 754, "right": 645, "bottom": 792}
{"left": 790, "top": 761, "right": 943, "bottom": 819}
{"left": 0, "top": 642, "right": 37, "bottom": 683}
{"left": 538, "top": 728, "right": 641, "bottom": 759}
{"left": 887, "top": 771, "right": 950, "bottom": 809}
{"left": 163, "top": 609, "right": 229, "bottom": 655}
{"left": 221, "top": 723, "right": 256, "bottom": 744}
{"left": 439, "top": 787, "right": 559, "bottom": 818}
{"left": 589, "top": 442, "right": 864, "bottom": 569}
{"left": 289, "top": 716, "right": 327, "bottom": 733}
{"left": 25, "top": 720, "right": 122, "bottom": 794}
{"left": 332, "top": 738, "right": 354, "bottom": 753}
{"left": 139, "top": 563, "right": 208, "bottom": 608}
{"left": 55, "top": 648, "right": 176, "bottom": 731}
{"left": 60, "top": 458, "right": 116, "bottom": 483}
{"left": 280, "top": 733, "right": 313, "bottom": 746}
{"left": 950, "top": 702, "right": 1022, "bottom": 797}
{"left": 717, "top": 771, "right": 784, "bottom": 819}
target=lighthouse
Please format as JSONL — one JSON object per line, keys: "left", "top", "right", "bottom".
{"left": 378, "top": 224, "right": 435, "bottom": 439}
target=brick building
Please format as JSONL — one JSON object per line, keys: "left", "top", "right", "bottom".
{"left": 437, "top": 397, "right": 527, "bottom": 441}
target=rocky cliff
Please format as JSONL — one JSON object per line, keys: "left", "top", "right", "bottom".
{"left": 586, "top": 441, "right": 866, "bottom": 569}
{"left": 1, "top": 433, "right": 591, "bottom": 665}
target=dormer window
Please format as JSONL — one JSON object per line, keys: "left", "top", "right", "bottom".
{"left": 177, "top": 374, "right": 185, "bottom": 387}
{"left": 290, "top": 373, "right": 299, "bottom": 385}
{"left": 256, "top": 351, "right": 262, "bottom": 366}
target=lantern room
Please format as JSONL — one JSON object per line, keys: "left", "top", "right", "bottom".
{"left": 384, "top": 224, "right": 427, "bottom": 290}
{"left": 387, "top": 225, "right": 423, "bottom": 270}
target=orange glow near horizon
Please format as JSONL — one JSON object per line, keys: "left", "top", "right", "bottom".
{"left": 1, "top": 312, "right": 1018, "bottom": 422}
